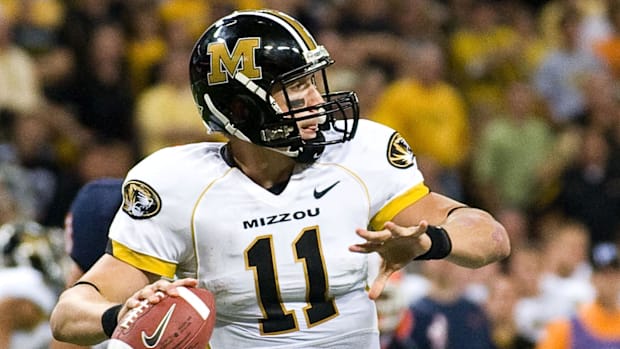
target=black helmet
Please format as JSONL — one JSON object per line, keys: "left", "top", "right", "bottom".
{"left": 189, "top": 9, "right": 359, "bottom": 162}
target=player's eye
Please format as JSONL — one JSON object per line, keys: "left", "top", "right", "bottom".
{"left": 289, "top": 98, "right": 305, "bottom": 109}
{"left": 287, "top": 76, "right": 313, "bottom": 91}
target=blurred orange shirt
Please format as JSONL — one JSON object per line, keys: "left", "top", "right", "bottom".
{"left": 594, "top": 38, "right": 620, "bottom": 80}
{"left": 536, "top": 303, "right": 620, "bottom": 349}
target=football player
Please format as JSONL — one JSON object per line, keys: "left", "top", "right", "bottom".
{"left": 50, "top": 178, "right": 123, "bottom": 349}
{"left": 51, "top": 9, "right": 510, "bottom": 348}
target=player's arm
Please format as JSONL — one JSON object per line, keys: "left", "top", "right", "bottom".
{"left": 392, "top": 192, "right": 509, "bottom": 268}
{"left": 350, "top": 191, "right": 510, "bottom": 299}
{"left": 50, "top": 254, "right": 150, "bottom": 345}
{"left": 49, "top": 261, "right": 92, "bottom": 349}
{"left": 50, "top": 254, "right": 196, "bottom": 346}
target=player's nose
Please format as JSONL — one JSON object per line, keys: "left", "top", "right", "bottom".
{"left": 306, "top": 85, "right": 324, "bottom": 107}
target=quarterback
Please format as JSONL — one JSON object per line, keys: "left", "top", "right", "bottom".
{"left": 50, "top": 9, "right": 510, "bottom": 348}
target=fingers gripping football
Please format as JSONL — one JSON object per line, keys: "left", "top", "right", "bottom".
{"left": 109, "top": 283, "right": 216, "bottom": 349}
{"left": 122, "top": 278, "right": 198, "bottom": 310}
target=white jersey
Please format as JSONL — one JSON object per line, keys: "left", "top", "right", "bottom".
{"left": 108, "top": 119, "right": 428, "bottom": 348}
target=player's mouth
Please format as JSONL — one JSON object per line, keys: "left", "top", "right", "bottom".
{"left": 299, "top": 124, "right": 318, "bottom": 139}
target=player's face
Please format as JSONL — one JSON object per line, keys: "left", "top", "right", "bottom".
{"left": 272, "top": 74, "right": 325, "bottom": 140}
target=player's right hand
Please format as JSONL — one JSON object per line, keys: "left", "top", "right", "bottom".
{"left": 349, "top": 221, "right": 432, "bottom": 300}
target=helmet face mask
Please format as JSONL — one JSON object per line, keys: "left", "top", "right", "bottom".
{"left": 190, "top": 10, "right": 359, "bottom": 162}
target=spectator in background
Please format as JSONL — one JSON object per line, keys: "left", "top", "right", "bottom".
{"left": 313, "top": 28, "right": 362, "bottom": 92}
{"left": 371, "top": 41, "right": 470, "bottom": 200}
{"left": 13, "top": 0, "right": 65, "bottom": 57}
{"left": 506, "top": 243, "right": 544, "bottom": 348}
{"left": 10, "top": 0, "right": 65, "bottom": 55}
{"left": 135, "top": 49, "right": 224, "bottom": 156}
{"left": 352, "top": 61, "right": 391, "bottom": 118}
{"left": 56, "top": 0, "right": 124, "bottom": 69}
{"left": 515, "top": 218, "right": 595, "bottom": 344}
{"left": 389, "top": 260, "right": 496, "bottom": 349}
{"left": 0, "top": 4, "right": 42, "bottom": 115}
{"left": 593, "top": 0, "right": 620, "bottom": 81}
{"left": 0, "top": 163, "right": 37, "bottom": 223}
{"left": 471, "top": 81, "right": 555, "bottom": 213}
{"left": 314, "top": 28, "right": 399, "bottom": 107}
{"left": 35, "top": 48, "right": 94, "bottom": 168}
{"left": 448, "top": 0, "right": 521, "bottom": 130}
{"left": 538, "top": 0, "right": 611, "bottom": 54}
{"left": 373, "top": 269, "right": 420, "bottom": 349}
{"left": 535, "top": 242, "right": 620, "bottom": 349}
{"left": 157, "top": 0, "right": 211, "bottom": 41}
{"left": 0, "top": 166, "right": 66, "bottom": 348}
{"left": 334, "top": 0, "right": 393, "bottom": 35}
{"left": 125, "top": 2, "right": 167, "bottom": 95}
{"left": 580, "top": 70, "right": 620, "bottom": 134}
{"left": 484, "top": 275, "right": 526, "bottom": 349}
{"left": 2, "top": 110, "right": 61, "bottom": 224}
{"left": 500, "top": 2, "right": 549, "bottom": 82}
{"left": 538, "top": 219, "right": 594, "bottom": 316}
{"left": 391, "top": 0, "right": 449, "bottom": 46}
{"left": 551, "top": 127, "right": 620, "bottom": 246}
{"left": 0, "top": 222, "right": 66, "bottom": 349}
{"left": 72, "top": 22, "right": 136, "bottom": 145}
{"left": 63, "top": 178, "right": 122, "bottom": 275}
{"left": 507, "top": 243, "right": 543, "bottom": 301}
{"left": 51, "top": 178, "right": 123, "bottom": 349}
{"left": 534, "top": 7, "right": 607, "bottom": 127}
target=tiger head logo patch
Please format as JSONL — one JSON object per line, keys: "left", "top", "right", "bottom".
{"left": 122, "top": 180, "right": 161, "bottom": 219}
{"left": 387, "top": 132, "right": 415, "bottom": 169}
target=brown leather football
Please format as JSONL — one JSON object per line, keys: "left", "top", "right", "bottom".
{"left": 108, "top": 286, "right": 216, "bottom": 349}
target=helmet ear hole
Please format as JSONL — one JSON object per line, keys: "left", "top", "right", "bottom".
{"left": 229, "top": 95, "right": 266, "bottom": 134}
{"left": 229, "top": 96, "right": 252, "bottom": 125}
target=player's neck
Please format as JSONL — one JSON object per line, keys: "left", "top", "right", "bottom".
{"left": 227, "top": 140, "right": 295, "bottom": 189}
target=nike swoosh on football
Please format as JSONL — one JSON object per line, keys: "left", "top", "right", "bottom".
{"left": 141, "top": 304, "right": 176, "bottom": 348}
{"left": 313, "top": 181, "right": 340, "bottom": 199}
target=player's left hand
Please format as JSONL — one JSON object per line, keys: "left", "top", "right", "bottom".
{"left": 120, "top": 278, "right": 199, "bottom": 320}
{"left": 349, "top": 221, "right": 431, "bottom": 300}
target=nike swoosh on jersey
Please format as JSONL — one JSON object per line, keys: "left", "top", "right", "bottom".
{"left": 313, "top": 181, "right": 340, "bottom": 199}
{"left": 141, "top": 303, "right": 176, "bottom": 348}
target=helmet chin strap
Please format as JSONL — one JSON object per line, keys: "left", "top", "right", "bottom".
{"left": 294, "top": 131, "right": 326, "bottom": 163}
{"left": 268, "top": 130, "right": 325, "bottom": 163}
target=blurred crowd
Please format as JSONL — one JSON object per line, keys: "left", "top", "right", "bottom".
{"left": 0, "top": 0, "right": 620, "bottom": 348}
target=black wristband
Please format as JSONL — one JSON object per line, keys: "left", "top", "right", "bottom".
{"left": 101, "top": 304, "right": 122, "bottom": 338}
{"left": 414, "top": 225, "right": 452, "bottom": 260}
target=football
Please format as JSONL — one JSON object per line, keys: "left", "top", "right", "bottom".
{"left": 107, "top": 286, "right": 216, "bottom": 349}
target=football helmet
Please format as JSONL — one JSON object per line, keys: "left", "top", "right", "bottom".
{"left": 190, "top": 10, "right": 359, "bottom": 162}
{"left": 0, "top": 221, "right": 66, "bottom": 292}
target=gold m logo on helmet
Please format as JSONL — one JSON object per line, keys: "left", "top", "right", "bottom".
{"left": 207, "top": 38, "right": 262, "bottom": 85}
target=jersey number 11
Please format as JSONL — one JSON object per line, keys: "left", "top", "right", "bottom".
{"left": 245, "top": 226, "right": 339, "bottom": 335}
